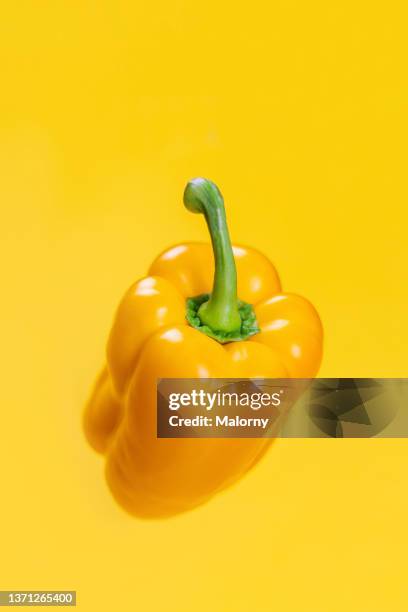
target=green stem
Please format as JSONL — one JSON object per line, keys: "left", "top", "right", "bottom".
{"left": 184, "top": 178, "right": 241, "bottom": 334}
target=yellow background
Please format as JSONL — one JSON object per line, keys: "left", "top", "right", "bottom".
{"left": 0, "top": 2, "right": 407, "bottom": 610}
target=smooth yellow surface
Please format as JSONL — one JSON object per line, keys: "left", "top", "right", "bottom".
{"left": 0, "top": 2, "right": 407, "bottom": 611}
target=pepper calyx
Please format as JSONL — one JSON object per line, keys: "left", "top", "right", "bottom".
{"left": 186, "top": 293, "right": 260, "bottom": 344}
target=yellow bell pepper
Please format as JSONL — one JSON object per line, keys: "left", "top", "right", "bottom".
{"left": 84, "top": 178, "right": 323, "bottom": 518}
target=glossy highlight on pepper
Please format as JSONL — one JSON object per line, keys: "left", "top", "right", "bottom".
{"left": 84, "top": 178, "right": 323, "bottom": 518}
